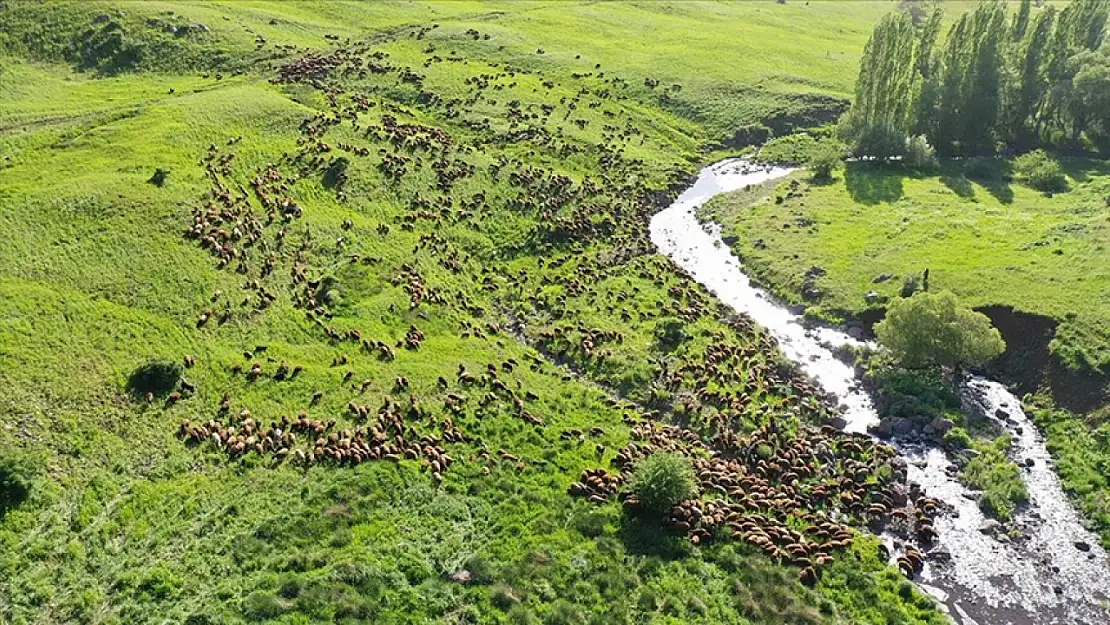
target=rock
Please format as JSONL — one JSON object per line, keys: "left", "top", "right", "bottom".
{"left": 979, "top": 520, "right": 1002, "bottom": 535}
{"left": 826, "top": 416, "right": 847, "bottom": 430}
{"left": 1014, "top": 426, "right": 1023, "bottom": 435}
{"left": 1054, "top": 586, "right": 1063, "bottom": 595}
{"left": 1024, "top": 458, "right": 1035, "bottom": 468}
{"left": 752, "top": 238, "right": 766, "bottom": 249}
{"left": 864, "top": 290, "right": 884, "bottom": 304}
{"left": 721, "top": 235, "right": 738, "bottom": 246}
{"left": 995, "top": 408, "right": 1008, "bottom": 419}
{"left": 890, "top": 484, "right": 909, "bottom": 506}
{"left": 928, "top": 547, "right": 952, "bottom": 564}
{"left": 847, "top": 326, "right": 865, "bottom": 340}
{"left": 923, "top": 425, "right": 936, "bottom": 436}
{"left": 1075, "top": 541, "right": 1091, "bottom": 552}
{"left": 872, "top": 419, "right": 894, "bottom": 438}
{"left": 891, "top": 418, "right": 915, "bottom": 436}
{"left": 873, "top": 273, "right": 895, "bottom": 284}
{"left": 929, "top": 417, "right": 955, "bottom": 435}
{"left": 191, "top": 22, "right": 210, "bottom": 32}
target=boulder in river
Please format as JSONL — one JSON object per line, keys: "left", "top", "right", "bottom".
{"left": 1075, "top": 541, "right": 1091, "bottom": 552}
{"left": 891, "top": 417, "right": 915, "bottom": 436}
{"left": 929, "top": 416, "right": 955, "bottom": 435}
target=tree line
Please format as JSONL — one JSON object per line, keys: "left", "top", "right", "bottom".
{"left": 841, "top": 0, "right": 1110, "bottom": 158}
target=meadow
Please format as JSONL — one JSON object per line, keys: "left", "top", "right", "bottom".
{"left": 0, "top": 2, "right": 956, "bottom": 624}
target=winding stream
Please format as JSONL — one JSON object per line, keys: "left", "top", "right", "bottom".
{"left": 649, "top": 159, "right": 1110, "bottom": 625}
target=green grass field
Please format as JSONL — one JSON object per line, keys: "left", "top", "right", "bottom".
{"left": 0, "top": 2, "right": 960, "bottom": 624}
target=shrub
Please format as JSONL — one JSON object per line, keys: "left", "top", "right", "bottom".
{"left": 0, "top": 452, "right": 39, "bottom": 517}
{"left": 322, "top": 157, "right": 350, "bottom": 189}
{"left": 903, "top": 135, "right": 936, "bottom": 169}
{"left": 627, "top": 453, "right": 696, "bottom": 514}
{"left": 810, "top": 144, "right": 842, "bottom": 180}
{"left": 147, "top": 168, "right": 169, "bottom": 187}
{"left": 1013, "top": 149, "right": 1067, "bottom": 193}
{"left": 899, "top": 274, "right": 920, "bottom": 298}
{"left": 853, "top": 122, "right": 906, "bottom": 161}
{"left": 875, "top": 291, "right": 1006, "bottom": 369}
{"left": 126, "top": 359, "right": 182, "bottom": 397}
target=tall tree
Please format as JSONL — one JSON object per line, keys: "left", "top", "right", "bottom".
{"left": 911, "top": 7, "right": 945, "bottom": 139}
{"left": 1009, "top": 7, "right": 1056, "bottom": 146}
{"left": 851, "top": 12, "right": 917, "bottom": 132}
{"left": 1011, "top": 0, "right": 1032, "bottom": 41}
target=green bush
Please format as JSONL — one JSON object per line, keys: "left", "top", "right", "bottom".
{"left": 903, "top": 135, "right": 936, "bottom": 169}
{"left": 853, "top": 123, "right": 906, "bottom": 161}
{"left": 1013, "top": 150, "right": 1067, "bottom": 193}
{"left": 627, "top": 453, "right": 696, "bottom": 514}
{"left": 0, "top": 452, "right": 40, "bottom": 517}
{"left": 810, "top": 144, "right": 843, "bottom": 181}
{"left": 653, "top": 317, "right": 689, "bottom": 350}
{"left": 875, "top": 291, "right": 1005, "bottom": 368}
{"left": 962, "top": 435, "right": 1028, "bottom": 521}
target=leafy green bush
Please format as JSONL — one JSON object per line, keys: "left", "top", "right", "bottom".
{"left": 903, "top": 135, "right": 936, "bottom": 169}
{"left": 961, "top": 435, "right": 1028, "bottom": 521}
{"left": 810, "top": 144, "right": 843, "bottom": 181}
{"left": 899, "top": 274, "right": 920, "bottom": 298}
{"left": 147, "top": 168, "right": 169, "bottom": 187}
{"left": 853, "top": 123, "right": 906, "bottom": 161}
{"left": 1013, "top": 150, "right": 1067, "bottom": 193}
{"left": 126, "top": 359, "right": 182, "bottom": 397}
{"left": 0, "top": 452, "right": 40, "bottom": 517}
{"left": 627, "top": 453, "right": 696, "bottom": 514}
{"left": 875, "top": 291, "right": 1005, "bottom": 368}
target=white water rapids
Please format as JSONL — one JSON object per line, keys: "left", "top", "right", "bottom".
{"left": 649, "top": 159, "right": 1110, "bottom": 625}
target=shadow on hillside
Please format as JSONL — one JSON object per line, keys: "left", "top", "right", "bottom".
{"left": 941, "top": 174, "right": 976, "bottom": 200}
{"left": 1059, "top": 157, "right": 1110, "bottom": 184}
{"left": 843, "top": 162, "right": 904, "bottom": 204}
{"left": 617, "top": 516, "right": 691, "bottom": 560}
{"left": 940, "top": 159, "right": 1014, "bottom": 204}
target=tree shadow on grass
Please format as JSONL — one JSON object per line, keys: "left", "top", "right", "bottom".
{"left": 1059, "top": 157, "right": 1110, "bottom": 184}
{"left": 942, "top": 158, "right": 1015, "bottom": 204}
{"left": 617, "top": 515, "right": 692, "bottom": 559}
{"left": 843, "top": 162, "right": 904, "bottom": 204}
{"left": 940, "top": 174, "right": 976, "bottom": 200}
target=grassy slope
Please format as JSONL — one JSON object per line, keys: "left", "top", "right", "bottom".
{"left": 0, "top": 2, "right": 949, "bottom": 624}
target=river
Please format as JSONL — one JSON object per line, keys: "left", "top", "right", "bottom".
{"left": 649, "top": 158, "right": 1110, "bottom": 625}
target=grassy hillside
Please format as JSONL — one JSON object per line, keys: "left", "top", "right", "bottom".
{"left": 0, "top": 2, "right": 957, "bottom": 624}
